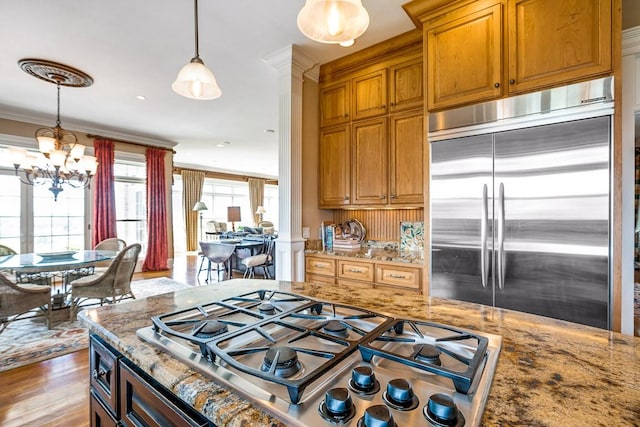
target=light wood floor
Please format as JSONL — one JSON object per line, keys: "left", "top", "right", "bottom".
{"left": 0, "top": 254, "right": 204, "bottom": 427}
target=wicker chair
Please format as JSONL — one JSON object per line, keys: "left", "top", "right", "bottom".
{"left": 0, "top": 272, "right": 51, "bottom": 333}
{"left": 93, "top": 238, "right": 127, "bottom": 274}
{"left": 69, "top": 243, "right": 141, "bottom": 320}
{"left": 0, "top": 245, "right": 17, "bottom": 256}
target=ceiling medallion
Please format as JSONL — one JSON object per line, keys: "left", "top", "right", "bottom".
{"left": 18, "top": 58, "right": 93, "bottom": 88}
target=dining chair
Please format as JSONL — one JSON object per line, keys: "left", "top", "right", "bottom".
{"left": 93, "top": 238, "right": 127, "bottom": 274}
{"left": 0, "top": 272, "right": 52, "bottom": 333}
{"left": 0, "top": 245, "right": 17, "bottom": 256}
{"left": 199, "top": 242, "right": 236, "bottom": 282}
{"left": 241, "top": 237, "right": 275, "bottom": 279}
{"left": 69, "top": 243, "right": 142, "bottom": 320}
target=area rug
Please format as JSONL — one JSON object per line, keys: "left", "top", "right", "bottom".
{"left": 0, "top": 277, "right": 192, "bottom": 372}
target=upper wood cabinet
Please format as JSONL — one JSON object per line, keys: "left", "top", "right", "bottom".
{"left": 352, "top": 69, "right": 388, "bottom": 120}
{"left": 507, "top": 0, "right": 612, "bottom": 94}
{"left": 351, "top": 118, "right": 388, "bottom": 205}
{"left": 389, "top": 57, "right": 424, "bottom": 112}
{"left": 425, "top": 1, "right": 503, "bottom": 110}
{"left": 389, "top": 110, "right": 424, "bottom": 205}
{"left": 320, "top": 79, "right": 350, "bottom": 127}
{"left": 406, "top": 0, "right": 613, "bottom": 110}
{"left": 319, "top": 125, "right": 351, "bottom": 207}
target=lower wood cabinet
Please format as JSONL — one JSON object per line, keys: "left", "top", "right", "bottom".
{"left": 306, "top": 254, "right": 422, "bottom": 292}
{"left": 89, "top": 335, "right": 211, "bottom": 427}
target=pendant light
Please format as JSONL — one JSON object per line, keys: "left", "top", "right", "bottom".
{"left": 297, "top": 0, "right": 370, "bottom": 45}
{"left": 172, "top": 0, "right": 221, "bottom": 100}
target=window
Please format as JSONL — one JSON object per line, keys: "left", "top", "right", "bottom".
{"left": 33, "top": 180, "right": 85, "bottom": 252}
{"left": 0, "top": 172, "right": 21, "bottom": 251}
{"left": 114, "top": 161, "right": 147, "bottom": 250}
{"left": 262, "top": 184, "right": 279, "bottom": 227}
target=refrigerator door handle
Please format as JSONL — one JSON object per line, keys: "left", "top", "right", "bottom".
{"left": 497, "top": 182, "right": 506, "bottom": 289}
{"left": 481, "top": 184, "right": 489, "bottom": 288}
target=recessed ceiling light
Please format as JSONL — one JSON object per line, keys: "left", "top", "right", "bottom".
{"left": 264, "top": 129, "right": 275, "bottom": 133}
{"left": 136, "top": 95, "right": 146, "bottom": 100}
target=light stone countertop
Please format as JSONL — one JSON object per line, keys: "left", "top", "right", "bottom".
{"left": 304, "top": 247, "right": 425, "bottom": 265}
{"left": 80, "top": 279, "right": 640, "bottom": 427}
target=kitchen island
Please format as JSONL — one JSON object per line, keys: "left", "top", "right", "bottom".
{"left": 79, "top": 279, "right": 639, "bottom": 426}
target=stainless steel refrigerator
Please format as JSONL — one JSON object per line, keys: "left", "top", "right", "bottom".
{"left": 429, "top": 78, "right": 613, "bottom": 329}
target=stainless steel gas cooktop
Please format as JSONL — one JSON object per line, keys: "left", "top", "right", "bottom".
{"left": 136, "top": 290, "right": 501, "bottom": 426}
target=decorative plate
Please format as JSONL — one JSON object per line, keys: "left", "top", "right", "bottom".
{"left": 36, "top": 251, "right": 78, "bottom": 260}
{"left": 340, "top": 219, "right": 366, "bottom": 242}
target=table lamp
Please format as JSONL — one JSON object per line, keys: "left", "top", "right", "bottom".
{"left": 256, "top": 206, "right": 266, "bottom": 224}
{"left": 192, "top": 201, "right": 208, "bottom": 240}
{"left": 227, "top": 206, "right": 241, "bottom": 232}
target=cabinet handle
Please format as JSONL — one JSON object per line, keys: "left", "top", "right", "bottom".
{"left": 313, "top": 264, "right": 326, "bottom": 269}
{"left": 345, "top": 113, "right": 349, "bottom": 118}
{"left": 390, "top": 194, "right": 396, "bottom": 199}
{"left": 390, "top": 102, "right": 395, "bottom": 106}
{"left": 381, "top": 105, "right": 386, "bottom": 108}
{"left": 344, "top": 196, "right": 349, "bottom": 201}
{"left": 509, "top": 79, "right": 515, "bottom": 84}
{"left": 389, "top": 274, "right": 406, "bottom": 279}
{"left": 348, "top": 269, "right": 364, "bottom": 273}
{"left": 92, "top": 368, "right": 107, "bottom": 380}
{"left": 494, "top": 82, "right": 500, "bottom": 88}
{"left": 380, "top": 195, "right": 386, "bottom": 199}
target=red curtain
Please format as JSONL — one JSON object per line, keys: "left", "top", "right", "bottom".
{"left": 92, "top": 140, "right": 117, "bottom": 248}
{"left": 142, "top": 148, "right": 169, "bottom": 271}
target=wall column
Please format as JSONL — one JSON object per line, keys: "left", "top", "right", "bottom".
{"left": 265, "top": 45, "right": 317, "bottom": 281}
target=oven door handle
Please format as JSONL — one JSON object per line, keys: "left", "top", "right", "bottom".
{"left": 480, "top": 183, "right": 489, "bottom": 288}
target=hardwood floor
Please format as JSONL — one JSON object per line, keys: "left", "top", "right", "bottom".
{"left": 0, "top": 254, "right": 202, "bottom": 427}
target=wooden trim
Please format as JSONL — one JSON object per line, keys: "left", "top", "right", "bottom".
{"left": 319, "top": 30, "right": 423, "bottom": 82}
{"left": 402, "top": 0, "right": 478, "bottom": 28}
{"left": 86, "top": 133, "right": 176, "bottom": 154}
{"left": 172, "top": 166, "right": 278, "bottom": 186}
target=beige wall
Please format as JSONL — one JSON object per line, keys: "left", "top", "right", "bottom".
{"left": 623, "top": 0, "right": 640, "bottom": 30}
{"left": 301, "top": 77, "right": 333, "bottom": 240}
{"left": 0, "top": 117, "right": 175, "bottom": 260}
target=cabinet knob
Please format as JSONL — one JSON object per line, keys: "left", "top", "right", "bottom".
{"left": 380, "top": 195, "right": 386, "bottom": 199}
{"left": 509, "top": 79, "right": 515, "bottom": 84}
{"left": 92, "top": 368, "right": 107, "bottom": 380}
{"left": 381, "top": 105, "right": 386, "bottom": 109}
{"left": 390, "top": 102, "right": 395, "bottom": 106}
{"left": 494, "top": 82, "right": 500, "bottom": 88}
{"left": 344, "top": 196, "right": 349, "bottom": 201}
{"left": 390, "top": 194, "right": 396, "bottom": 199}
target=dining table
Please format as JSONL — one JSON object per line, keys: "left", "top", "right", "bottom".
{"left": 0, "top": 249, "right": 118, "bottom": 294}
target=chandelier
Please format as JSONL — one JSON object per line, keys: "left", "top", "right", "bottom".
{"left": 297, "top": 0, "right": 370, "bottom": 47}
{"left": 172, "top": 0, "right": 222, "bottom": 100}
{"left": 8, "top": 59, "right": 97, "bottom": 201}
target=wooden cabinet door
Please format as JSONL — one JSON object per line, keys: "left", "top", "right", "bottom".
{"left": 320, "top": 79, "right": 350, "bottom": 127}
{"left": 319, "top": 125, "right": 351, "bottom": 207}
{"left": 352, "top": 69, "right": 388, "bottom": 120}
{"left": 425, "top": 1, "right": 503, "bottom": 110}
{"left": 389, "top": 57, "right": 423, "bottom": 112}
{"left": 351, "top": 118, "right": 388, "bottom": 205}
{"left": 90, "top": 336, "right": 120, "bottom": 419}
{"left": 507, "top": 0, "right": 612, "bottom": 94}
{"left": 389, "top": 111, "right": 424, "bottom": 205}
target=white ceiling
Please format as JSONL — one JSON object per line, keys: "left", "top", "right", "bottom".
{"left": 0, "top": 1, "right": 416, "bottom": 178}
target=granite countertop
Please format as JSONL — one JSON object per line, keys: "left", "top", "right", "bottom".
{"left": 304, "top": 247, "right": 424, "bottom": 265}
{"left": 80, "top": 279, "right": 639, "bottom": 427}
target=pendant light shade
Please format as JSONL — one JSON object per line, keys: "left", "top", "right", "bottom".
{"left": 172, "top": 58, "right": 221, "bottom": 100}
{"left": 172, "top": 0, "right": 221, "bottom": 100}
{"left": 297, "top": 0, "right": 370, "bottom": 45}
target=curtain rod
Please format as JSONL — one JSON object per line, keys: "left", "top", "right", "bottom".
{"left": 174, "top": 166, "right": 278, "bottom": 185}
{"left": 86, "top": 134, "right": 176, "bottom": 154}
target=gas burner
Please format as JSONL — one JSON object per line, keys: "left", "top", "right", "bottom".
{"left": 318, "top": 388, "right": 356, "bottom": 423}
{"left": 191, "top": 320, "right": 229, "bottom": 339}
{"left": 348, "top": 366, "right": 380, "bottom": 395}
{"left": 357, "top": 405, "right": 397, "bottom": 427}
{"left": 261, "top": 346, "right": 301, "bottom": 378}
{"left": 382, "top": 378, "right": 419, "bottom": 411}
{"left": 424, "top": 393, "right": 465, "bottom": 426}
{"left": 323, "top": 320, "right": 348, "bottom": 338}
{"left": 414, "top": 344, "right": 442, "bottom": 366}
{"left": 257, "top": 302, "right": 276, "bottom": 315}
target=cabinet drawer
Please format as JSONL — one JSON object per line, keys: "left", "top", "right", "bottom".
{"left": 337, "top": 278, "right": 374, "bottom": 289}
{"left": 306, "top": 257, "right": 336, "bottom": 276}
{"left": 119, "top": 361, "right": 205, "bottom": 427}
{"left": 338, "top": 260, "right": 374, "bottom": 282}
{"left": 306, "top": 273, "right": 336, "bottom": 285}
{"left": 91, "top": 390, "right": 119, "bottom": 427}
{"left": 90, "top": 335, "right": 120, "bottom": 418}
{"left": 376, "top": 265, "right": 421, "bottom": 290}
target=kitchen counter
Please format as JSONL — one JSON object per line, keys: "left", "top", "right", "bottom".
{"left": 79, "top": 279, "right": 639, "bottom": 427}
{"left": 305, "top": 247, "right": 424, "bottom": 265}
